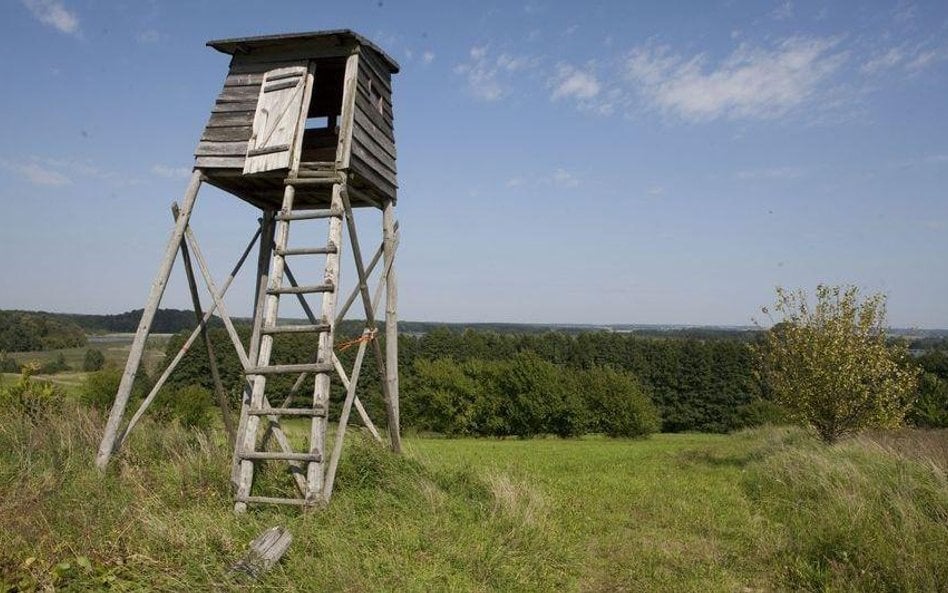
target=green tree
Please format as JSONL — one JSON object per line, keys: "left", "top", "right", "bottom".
{"left": 82, "top": 349, "right": 106, "bottom": 372}
{"left": 756, "top": 285, "right": 919, "bottom": 443}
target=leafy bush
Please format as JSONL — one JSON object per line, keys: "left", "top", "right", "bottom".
{"left": 154, "top": 384, "right": 213, "bottom": 431}
{"left": 0, "top": 368, "right": 62, "bottom": 419}
{"left": 0, "top": 352, "right": 19, "bottom": 373}
{"left": 576, "top": 366, "right": 659, "bottom": 437}
{"left": 81, "top": 368, "right": 123, "bottom": 410}
{"left": 909, "top": 373, "right": 948, "bottom": 428}
{"left": 82, "top": 349, "right": 105, "bottom": 372}
{"left": 39, "top": 353, "right": 70, "bottom": 375}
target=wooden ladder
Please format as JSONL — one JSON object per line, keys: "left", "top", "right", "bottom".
{"left": 233, "top": 178, "right": 344, "bottom": 511}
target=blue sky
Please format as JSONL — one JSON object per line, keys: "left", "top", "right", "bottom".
{"left": 1, "top": 0, "right": 946, "bottom": 327}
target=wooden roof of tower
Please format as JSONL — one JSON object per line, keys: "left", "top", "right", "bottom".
{"left": 206, "top": 29, "right": 400, "bottom": 73}
{"left": 196, "top": 30, "right": 399, "bottom": 210}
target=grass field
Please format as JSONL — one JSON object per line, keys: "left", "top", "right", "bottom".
{"left": 1, "top": 393, "right": 945, "bottom": 592}
{"left": 1, "top": 334, "right": 170, "bottom": 395}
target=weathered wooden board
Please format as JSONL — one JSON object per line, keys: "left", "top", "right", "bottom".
{"left": 202, "top": 125, "right": 253, "bottom": 142}
{"left": 244, "top": 65, "right": 308, "bottom": 174}
{"left": 351, "top": 154, "right": 396, "bottom": 199}
{"left": 206, "top": 111, "right": 255, "bottom": 127}
{"left": 358, "top": 48, "right": 393, "bottom": 93}
{"left": 195, "top": 140, "right": 248, "bottom": 156}
{"left": 223, "top": 72, "right": 265, "bottom": 87}
{"left": 353, "top": 117, "right": 396, "bottom": 160}
{"left": 351, "top": 142, "right": 396, "bottom": 185}
{"left": 218, "top": 85, "right": 262, "bottom": 103}
{"left": 231, "top": 526, "right": 293, "bottom": 580}
{"left": 212, "top": 100, "right": 258, "bottom": 113}
{"left": 195, "top": 155, "right": 244, "bottom": 169}
{"left": 354, "top": 93, "right": 394, "bottom": 138}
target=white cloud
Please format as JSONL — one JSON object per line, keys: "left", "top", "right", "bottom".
{"left": 454, "top": 46, "right": 536, "bottom": 101}
{"left": 422, "top": 51, "right": 435, "bottom": 65}
{"left": 625, "top": 37, "right": 846, "bottom": 122}
{"left": 550, "top": 64, "right": 601, "bottom": 101}
{"left": 862, "top": 44, "right": 947, "bottom": 75}
{"left": 0, "top": 158, "right": 71, "bottom": 186}
{"left": 861, "top": 47, "right": 906, "bottom": 74}
{"left": 151, "top": 164, "right": 191, "bottom": 179}
{"left": 772, "top": 1, "right": 794, "bottom": 20}
{"left": 22, "top": 0, "right": 79, "bottom": 35}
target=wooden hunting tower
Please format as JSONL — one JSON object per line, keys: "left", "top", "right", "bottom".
{"left": 96, "top": 31, "right": 403, "bottom": 512}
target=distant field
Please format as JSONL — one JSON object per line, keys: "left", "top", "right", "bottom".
{"left": 3, "top": 333, "right": 170, "bottom": 385}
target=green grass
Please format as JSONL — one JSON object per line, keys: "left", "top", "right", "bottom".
{"left": 0, "top": 395, "right": 945, "bottom": 592}
{"left": 5, "top": 333, "right": 170, "bottom": 374}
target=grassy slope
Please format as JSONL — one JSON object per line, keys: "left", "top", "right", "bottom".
{"left": 1, "top": 400, "right": 945, "bottom": 592}
{"left": 411, "top": 435, "right": 771, "bottom": 591}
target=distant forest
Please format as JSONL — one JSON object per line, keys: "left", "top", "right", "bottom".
{"left": 2, "top": 307, "right": 946, "bottom": 353}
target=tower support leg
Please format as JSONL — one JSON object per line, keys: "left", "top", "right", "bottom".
{"left": 95, "top": 169, "right": 203, "bottom": 470}
{"left": 382, "top": 199, "right": 401, "bottom": 452}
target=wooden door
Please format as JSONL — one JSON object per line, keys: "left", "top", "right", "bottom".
{"left": 243, "top": 65, "right": 309, "bottom": 174}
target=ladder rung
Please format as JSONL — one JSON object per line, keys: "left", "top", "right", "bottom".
{"left": 246, "top": 362, "right": 334, "bottom": 375}
{"left": 284, "top": 177, "right": 342, "bottom": 186}
{"left": 236, "top": 495, "right": 316, "bottom": 506}
{"left": 240, "top": 451, "right": 322, "bottom": 462}
{"left": 248, "top": 407, "right": 327, "bottom": 417}
{"left": 267, "top": 283, "right": 334, "bottom": 295}
{"left": 276, "top": 245, "right": 337, "bottom": 256}
{"left": 274, "top": 208, "right": 342, "bottom": 221}
{"left": 261, "top": 323, "right": 331, "bottom": 335}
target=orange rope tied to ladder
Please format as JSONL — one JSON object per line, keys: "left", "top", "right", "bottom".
{"left": 336, "top": 328, "right": 378, "bottom": 351}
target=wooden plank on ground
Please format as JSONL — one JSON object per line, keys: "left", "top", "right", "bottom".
{"left": 231, "top": 526, "right": 292, "bottom": 580}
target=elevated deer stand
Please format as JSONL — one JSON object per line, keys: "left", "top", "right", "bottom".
{"left": 95, "top": 30, "right": 402, "bottom": 512}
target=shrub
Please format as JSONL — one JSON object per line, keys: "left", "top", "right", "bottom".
{"left": 0, "top": 367, "right": 62, "bottom": 419}
{"left": 39, "top": 353, "right": 70, "bottom": 375}
{"left": 909, "top": 372, "right": 948, "bottom": 428}
{"left": 82, "top": 349, "right": 105, "bottom": 372}
{"left": 154, "top": 384, "right": 213, "bottom": 431}
{"left": 81, "top": 368, "right": 122, "bottom": 410}
{"left": 403, "top": 358, "right": 483, "bottom": 436}
{"left": 578, "top": 366, "right": 660, "bottom": 438}
{"left": 756, "top": 285, "right": 920, "bottom": 443}
{"left": 404, "top": 356, "right": 657, "bottom": 438}
{"left": 0, "top": 352, "right": 19, "bottom": 373}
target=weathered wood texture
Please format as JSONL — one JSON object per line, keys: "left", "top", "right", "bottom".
{"left": 244, "top": 66, "right": 308, "bottom": 174}
{"left": 231, "top": 526, "right": 293, "bottom": 579}
{"left": 349, "top": 50, "right": 397, "bottom": 200}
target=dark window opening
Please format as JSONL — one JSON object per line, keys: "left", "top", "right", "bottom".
{"left": 300, "top": 58, "right": 346, "bottom": 163}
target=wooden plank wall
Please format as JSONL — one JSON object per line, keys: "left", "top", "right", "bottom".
{"left": 195, "top": 57, "right": 308, "bottom": 169}
{"left": 350, "top": 49, "right": 397, "bottom": 200}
